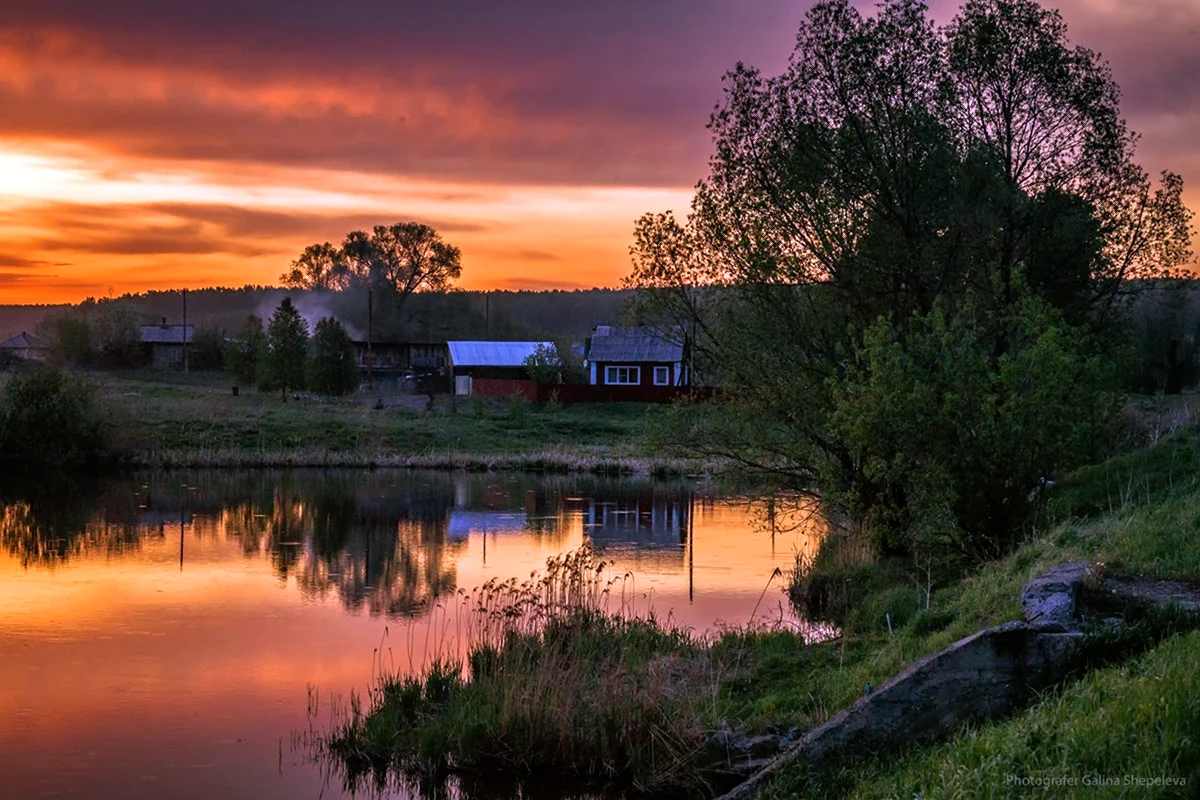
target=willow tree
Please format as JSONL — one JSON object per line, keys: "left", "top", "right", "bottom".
{"left": 630, "top": 0, "right": 1193, "bottom": 561}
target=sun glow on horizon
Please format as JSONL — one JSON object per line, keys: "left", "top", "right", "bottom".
{"left": 0, "top": 139, "right": 695, "bottom": 304}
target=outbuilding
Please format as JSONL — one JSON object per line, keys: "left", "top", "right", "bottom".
{"left": 447, "top": 341, "right": 551, "bottom": 398}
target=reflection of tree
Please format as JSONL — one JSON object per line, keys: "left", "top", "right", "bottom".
{"left": 0, "top": 474, "right": 142, "bottom": 568}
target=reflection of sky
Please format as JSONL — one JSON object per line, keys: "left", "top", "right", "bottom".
{"left": 0, "top": 473, "right": 825, "bottom": 799}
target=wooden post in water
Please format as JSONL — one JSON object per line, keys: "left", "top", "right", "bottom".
{"left": 687, "top": 490, "right": 695, "bottom": 603}
{"left": 179, "top": 504, "right": 185, "bottom": 571}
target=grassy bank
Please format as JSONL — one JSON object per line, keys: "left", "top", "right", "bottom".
{"left": 82, "top": 372, "right": 699, "bottom": 474}
{"left": 753, "top": 432, "right": 1200, "bottom": 798}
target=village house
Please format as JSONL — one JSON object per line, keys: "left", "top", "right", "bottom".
{"left": 140, "top": 322, "right": 194, "bottom": 370}
{"left": 585, "top": 326, "right": 687, "bottom": 390}
{"left": 447, "top": 340, "right": 551, "bottom": 398}
{"left": 0, "top": 332, "right": 50, "bottom": 362}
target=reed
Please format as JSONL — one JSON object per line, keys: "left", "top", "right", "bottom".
{"left": 326, "top": 544, "right": 718, "bottom": 792}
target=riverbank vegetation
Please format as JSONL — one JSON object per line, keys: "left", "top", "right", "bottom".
{"left": 0, "top": 363, "right": 115, "bottom": 467}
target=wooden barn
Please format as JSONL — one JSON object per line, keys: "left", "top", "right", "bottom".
{"left": 585, "top": 326, "right": 687, "bottom": 390}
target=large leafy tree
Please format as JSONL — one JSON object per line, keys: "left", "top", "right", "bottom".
{"left": 280, "top": 243, "right": 349, "bottom": 291}
{"left": 260, "top": 299, "right": 310, "bottom": 399}
{"left": 630, "top": 0, "right": 1194, "bottom": 560}
{"left": 287, "top": 223, "right": 463, "bottom": 313}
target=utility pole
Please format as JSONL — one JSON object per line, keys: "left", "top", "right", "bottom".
{"left": 484, "top": 291, "right": 490, "bottom": 338}
{"left": 367, "top": 288, "right": 374, "bottom": 390}
{"left": 182, "top": 288, "right": 189, "bottom": 373}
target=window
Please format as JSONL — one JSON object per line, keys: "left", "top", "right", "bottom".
{"left": 653, "top": 366, "right": 671, "bottom": 386}
{"left": 605, "top": 366, "right": 640, "bottom": 385}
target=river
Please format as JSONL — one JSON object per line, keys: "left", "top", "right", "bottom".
{"left": 0, "top": 470, "right": 824, "bottom": 799}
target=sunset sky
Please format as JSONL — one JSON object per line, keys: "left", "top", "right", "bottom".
{"left": 0, "top": 0, "right": 1196, "bottom": 304}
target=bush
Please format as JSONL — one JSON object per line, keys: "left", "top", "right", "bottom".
{"left": 824, "top": 290, "right": 1118, "bottom": 563}
{"left": 0, "top": 365, "right": 111, "bottom": 466}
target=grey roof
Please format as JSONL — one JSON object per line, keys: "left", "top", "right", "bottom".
{"left": 447, "top": 341, "right": 551, "bottom": 368}
{"left": 0, "top": 332, "right": 49, "bottom": 350}
{"left": 140, "top": 325, "right": 194, "bottom": 344}
{"left": 587, "top": 327, "right": 683, "bottom": 363}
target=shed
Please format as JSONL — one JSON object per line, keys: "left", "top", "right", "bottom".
{"left": 140, "top": 324, "right": 194, "bottom": 370}
{"left": 447, "top": 340, "right": 551, "bottom": 396}
{"left": 585, "top": 326, "right": 687, "bottom": 389}
{"left": 0, "top": 332, "right": 50, "bottom": 361}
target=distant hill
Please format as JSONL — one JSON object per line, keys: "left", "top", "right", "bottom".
{"left": 7, "top": 287, "right": 635, "bottom": 344}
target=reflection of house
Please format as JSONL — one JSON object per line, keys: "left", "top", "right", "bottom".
{"left": 448, "top": 340, "right": 551, "bottom": 398}
{"left": 583, "top": 495, "right": 689, "bottom": 553}
{"left": 140, "top": 323, "right": 193, "bottom": 369}
{"left": 446, "top": 510, "right": 528, "bottom": 542}
{"left": 586, "top": 326, "right": 687, "bottom": 389}
{"left": 350, "top": 341, "right": 447, "bottom": 374}
{"left": 0, "top": 332, "right": 50, "bottom": 361}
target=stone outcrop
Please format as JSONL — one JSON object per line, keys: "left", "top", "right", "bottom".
{"left": 1021, "top": 561, "right": 1092, "bottom": 630}
{"left": 715, "top": 562, "right": 1200, "bottom": 800}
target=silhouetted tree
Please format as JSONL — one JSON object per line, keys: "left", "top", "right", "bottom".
{"left": 225, "top": 315, "right": 265, "bottom": 387}
{"left": 309, "top": 317, "right": 359, "bottom": 396}
{"left": 291, "top": 223, "right": 463, "bottom": 314}
{"left": 260, "top": 299, "right": 309, "bottom": 399}
{"left": 280, "top": 242, "right": 349, "bottom": 291}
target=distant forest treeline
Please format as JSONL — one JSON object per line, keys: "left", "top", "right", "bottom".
{"left": 1, "top": 287, "right": 636, "bottom": 344}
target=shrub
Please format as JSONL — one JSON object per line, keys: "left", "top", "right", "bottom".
{"left": 0, "top": 365, "right": 110, "bottom": 466}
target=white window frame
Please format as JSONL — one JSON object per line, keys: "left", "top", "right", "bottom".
{"left": 653, "top": 366, "right": 671, "bottom": 386}
{"left": 605, "top": 365, "right": 640, "bottom": 385}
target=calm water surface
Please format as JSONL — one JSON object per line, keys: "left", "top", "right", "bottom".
{"left": 0, "top": 470, "right": 823, "bottom": 799}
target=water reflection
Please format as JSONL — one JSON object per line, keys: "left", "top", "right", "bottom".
{"left": 0, "top": 469, "right": 826, "bottom": 800}
{"left": 0, "top": 471, "right": 796, "bottom": 624}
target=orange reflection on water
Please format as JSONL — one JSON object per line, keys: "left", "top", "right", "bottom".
{"left": 0, "top": 471, "right": 826, "bottom": 799}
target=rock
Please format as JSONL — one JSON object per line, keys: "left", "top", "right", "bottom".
{"left": 1021, "top": 561, "right": 1091, "bottom": 630}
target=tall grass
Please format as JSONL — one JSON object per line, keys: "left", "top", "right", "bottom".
{"left": 326, "top": 545, "right": 718, "bottom": 793}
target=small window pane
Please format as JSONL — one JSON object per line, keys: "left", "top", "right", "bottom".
{"left": 654, "top": 366, "right": 670, "bottom": 385}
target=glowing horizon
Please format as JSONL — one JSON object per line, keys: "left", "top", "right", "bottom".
{"left": 0, "top": 0, "right": 1196, "bottom": 305}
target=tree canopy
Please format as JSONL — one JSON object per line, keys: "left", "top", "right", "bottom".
{"left": 281, "top": 223, "right": 463, "bottom": 311}
{"left": 628, "top": 0, "right": 1194, "bottom": 564}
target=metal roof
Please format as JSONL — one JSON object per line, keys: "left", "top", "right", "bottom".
{"left": 140, "top": 325, "right": 194, "bottom": 344}
{"left": 447, "top": 341, "right": 550, "bottom": 368}
{"left": 587, "top": 327, "right": 683, "bottom": 363}
{"left": 0, "top": 332, "right": 49, "bottom": 350}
